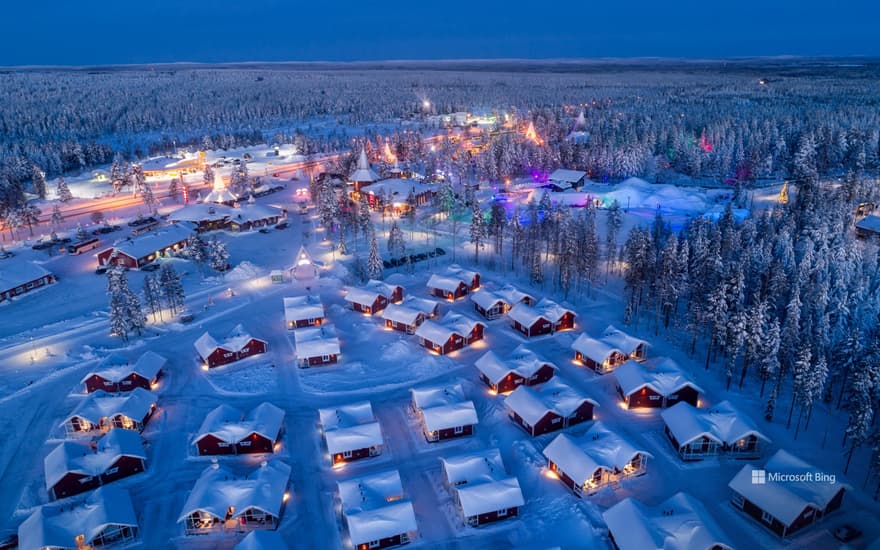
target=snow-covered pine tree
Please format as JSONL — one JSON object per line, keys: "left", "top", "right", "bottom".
{"left": 141, "top": 182, "right": 156, "bottom": 213}
{"left": 367, "top": 229, "right": 383, "bottom": 280}
{"left": 338, "top": 228, "right": 348, "bottom": 255}
{"left": 168, "top": 178, "right": 180, "bottom": 203}
{"left": 32, "top": 165, "right": 47, "bottom": 199}
{"left": 75, "top": 223, "right": 87, "bottom": 241}
{"left": 184, "top": 234, "right": 208, "bottom": 270}
{"left": 159, "top": 264, "right": 185, "bottom": 314}
{"left": 143, "top": 273, "right": 162, "bottom": 322}
{"left": 469, "top": 201, "right": 486, "bottom": 263}
{"left": 107, "top": 267, "right": 130, "bottom": 341}
{"left": 56, "top": 177, "right": 73, "bottom": 202}
{"left": 207, "top": 237, "right": 230, "bottom": 272}
{"left": 203, "top": 164, "right": 215, "bottom": 187}
{"left": 605, "top": 199, "right": 623, "bottom": 275}
{"left": 387, "top": 221, "right": 406, "bottom": 262}
{"left": 50, "top": 204, "right": 64, "bottom": 229}
{"left": 131, "top": 165, "right": 146, "bottom": 196}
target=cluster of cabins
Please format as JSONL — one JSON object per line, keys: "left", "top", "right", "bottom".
{"left": 18, "top": 352, "right": 167, "bottom": 549}
{"left": 195, "top": 324, "right": 268, "bottom": 369}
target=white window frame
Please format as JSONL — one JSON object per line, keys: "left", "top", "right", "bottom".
{"left": 761, "top": 510, "right": 774, "bottom": 524}
{"left": 454, "top": 425, "right": 464, "bottom": 434}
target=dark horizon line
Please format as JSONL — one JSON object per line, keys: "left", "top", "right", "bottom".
{"left": 3, "top": 54, "right": 880, "bottom": 72}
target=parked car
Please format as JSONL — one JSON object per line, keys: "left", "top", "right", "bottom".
{"left": 31, "top": 241, "right": 53, "bottom": 250}
{"left": 834, "top": 525, "right": 862, "bottom": 542}
{"left": 95, "top": 265, "right": 109, "bottom": 275}
{"left": 178, "top": 310, "right": 195, "bottom": 323}
{"left": 141, "top": 263, "right": 161, "bottom": 272}
{"left": 259, "top": 228, "right": 271, "bottom": 234}
{"left": 275, "top": 222, "right": 289, "bottom": 230}
{"left": 127, "top": 216, "right": 158, "bottom": 227}
{"left": 0, "top": 250, "right": 13, "bottom": 259}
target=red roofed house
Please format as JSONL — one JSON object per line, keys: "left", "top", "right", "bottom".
{"left": 410, "top": 384, "right": 479, "bottom": 442}
{"left": 614, "top": 358, "right": 703, "bottom": 409}
{"left": 344, "top": 280, "right": 404, "bottom": 314}
{"left": 44, "top": 429, "right": 146, "bottom": 500}
{"left": 0, "top": 261, "right": 56, "bottom": 302}
{"left": 194, "top": 403, "right": 285, "bottom": 456}
{"left": 81, "top": 351, "right": 166, "bottom": 394}
{"left": 283, "top": 295, "right": 325, "bottom": 329}
{"left": 475, "top": 345, "right": 556, "bottom": 394}
{"left": 508, "top": 298, "right": 575, "bottom": 337}
{"left": 194, "top": 324, "right": 268, "bottom": 368}
{"left": 504, "top": 377, "right": 597, "bottom": 436}
{"left": 382, "top": 303, "right": 425, "bottom": 334}
{"left": 414, "top": 312, "right": 485, "bottom": 355}
{"left": 96, "top": 222, "right": 194, "bottom": 269}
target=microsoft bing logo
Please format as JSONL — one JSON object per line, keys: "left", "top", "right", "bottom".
{"left": 751, "top": 469, "right": 767, "bottom": 484}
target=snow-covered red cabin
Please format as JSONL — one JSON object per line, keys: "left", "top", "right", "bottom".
{"left": 469, "top": 283, "right": 534, "bottom": 320}
{"left": 382, "top": 303, "right": 425, "bottom": 334}
{"left": 662, "top": 400, "right": 770, "bottom": 461}
{"left": 194, "top": 403, "right": 285, "bottom": 456}
{"left": 96, "top": 222, "right": 194, "bottom": 269}
{"left": 426, "top": 274, "right": 469, "bottom": 300}
{"left": 18, "top": 486, "right": 139, "bottom": 550}
{"left": 504, "top": 377, "right": 597, "bottom": 436}
{"left": 178, "top": 461, "right": 291, "bottom": 535}
{"left": 546, "top": 168, "right": 587, "bottom": 191}
{"left": 282, "top": 295, "right": 325, "bottom": 329}
{"left": 337, "top": 469, "right": 418, "bottom": 550}
{"left": 294, "top": 324, "right": 340, "bottom": 367}
{"left": 348, "top": 148, "right": 380, "bottom": 191}
{"left": 194, "top": 324, "right": 268, "bottom": 368}
{"left": 44, "top": 429, "right": 146, "bottom": 500}
{"left": 542, "top": 422, "right": 651, "bottom": 497}
{"left": 344, "top": 279, "right": 403, "bottom": 314}
{"left": 440, "top": 449, "right": 525, "bottom": 527}
{"left": 603, "top": 492, "right": 734, "bottom": 550}
{"left": 475, "top": 345, "right": 556, "bottom": 394}
{"left": 401, "top": 295, "right": 440, "bottom": 318}
{"left": 0, "top": 261, "right": 56, "bottom": 302}
{"left": 361, "top": 178, "right": 437, "bottom": 210}
{"left": 728, "top": 450, "right": 845, "bottom": 538}
{"left": 226, "top": 203, "right": 285, "bottom": 232}
{"left": 415, "top": 312, "right": 485, "bottom": 355}
{"left": 61, "top": 387, "right": 157, "bottom": 435}
{"left": 508, "top": 297, "right": 575, "bottom": 337}
{"left": 318, "top": 401, "right": 383, "bottom": 465}
{"left": 81, "top": 351, "right": 166, "bottom": 394}
{"left": 410, "top": 384, "right": 478, "bottom": 442}
{"left": 614, "top": 358, "right": 703, "bottom": 409}
{"left": 601, "top": 325, "right": 648, "bottom": 362}
{"left": 570, "top": 333, "right": 627, "bottom": 374}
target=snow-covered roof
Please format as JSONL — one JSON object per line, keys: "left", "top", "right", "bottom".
{"left": 44, "top": 429, "right": 145, "bottom": 491}
{"left": 382, "top": 303, "right": 423, "bottom": 325}
{"left": 440, "top": 449, "right": 524, "bottom": 517}
{"left": 855, "top": 214, "right": 880, "bottom": 234}
{"left": 194, "top": 324, "right": 265, "bottom": 359}
{"left": 440, "top": 448, "right": 507, "bottom": 487}
{"left": 227, "top": 203, "right": 283, "bottom": 224}
{"left": 401, "top": 295, "right": 439, "bottom": 316}
{"left": 571, "top": 333, "right": 624, "bottom": 363}
{"left": 318, "top": 401, "right": 382, "bottom": 455}
{"left": 0, "top": 260, "right": 53, "bottom": 292}
{"left": 457, "top": 477, "right": 524, "bottom": 518}
{"left": 446, "top": 264, "right": 479, "bottom": 285}
{"left": 139, "top": 155, "right": 200, "bottom": 172}
{"left": 201, "top": 184, "right": 238, "bottom": 205}
{"left": 63, "top": 387, "right": 155, "bottom": 427}
{"left": 362, "top": 178, "right": 436, "bottom": 201}
{"left": 81, "top": 350, "right": 166, "bottom": 385}
{"left": 508, "top": 297, "right": 574, "bottom": 327}
{"left": 421, "top": 402, "right": 478, "bottom": 432}
{"left": 602, "top": 492, "right": 733, "bottom": 550}
{"left": 542, "top": 422, "right": 652, "bottom": 484}
{"left": 337, "top": 469, "right": 417, "bottom": 545}
{"left": 549, "top": 168, "right": 587, "bottom": 183}
{"left": 235, "top": 530, "right": 290, "bottom": 550}
{"left": 601, "top": 325, "right": 647, "bottom": 355}
{"left": 100, "top": 222, "right": 194, "bottom": 261}
{"left": 178, "top": 461, "right": 291, "bottom": 522}
{"left": 728, "top": 450, "right": 845, "bottom": 525}
{"left": 475, "top": 345, "right": 556, "bottom": 386}
{"left": 344, "top": 280, "right": 397, "bottom": 306}
{"left": 294, "top": 324, "right": 340, "bottom": 359}
{"left": 167, "top": 202, "right": 233, "bottom": 223}
{"left": 470, "top": 289, "right": 506, "bottom": 310}
{"left": 504, "top": 377, "right": 597, "bottom": 425}
{"left": 195, "top": 402, "right": 284, "bottom": 445}
{"left": 283, "top": 295, "right": 324, "bottom": 322}
{"left": 469, "top": 281, "right": 533, "bottom": 310}
{"left": 415, "top": 312, "right": 484, "bottom": 345}
{"left": 350, "top": 148, "right": 380, "bottom": 183}
{"left": 411, "top": 383, "right": 466, "bottom": 410}
{"left": 614, "top": 358, "right": 704, "bottom": 398}
{"left": 18, "top": 486, "right": 137, "bottom": 550}
{"left": 427, "top": 274, "right": 466, "bottom": 293}
{"left": 661, "top": 400, "right": 769, "bottom": 447}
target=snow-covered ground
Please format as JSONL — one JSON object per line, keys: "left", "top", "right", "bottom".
{"left": 1, "top": 178, "right": 876, "bottom": 550}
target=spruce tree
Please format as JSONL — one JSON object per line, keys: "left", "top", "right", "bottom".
{"left": 367, "top": 229, "right": 383, "bottom": 280}
{"left": 56, "top": 177, "right": 73, "bottom": 202}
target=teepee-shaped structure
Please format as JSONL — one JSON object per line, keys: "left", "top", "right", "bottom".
{"left": 291, "top": 245, "right": 319, "bottom": 281}
{"left": 525, "top": 121, "right": 543, "bottom": 146}
{"left": 202, "top": 174, "right": 238, "bottom": 205}
{"left": 349, "top": 148, "right": 379, "bottom": 190}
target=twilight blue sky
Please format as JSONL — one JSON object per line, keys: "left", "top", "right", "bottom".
{"left": 2, "top": 0, "right": 879, "bottom": 66}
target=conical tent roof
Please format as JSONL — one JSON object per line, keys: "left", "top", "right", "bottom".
{"left": 292, "top": 245, "right": 318, "bottom": 281}
{"left": 350, "top": 148, "right": 379, "bottom": 183}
